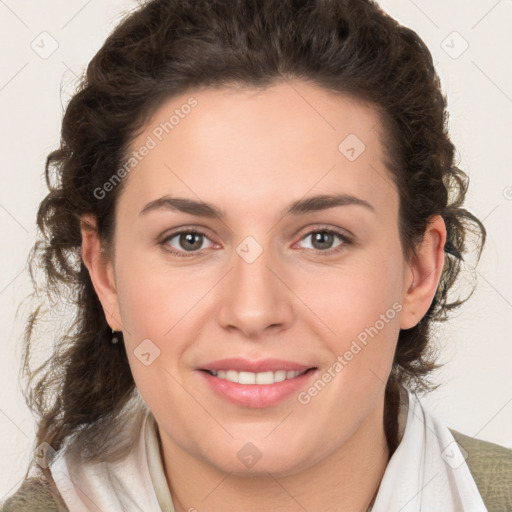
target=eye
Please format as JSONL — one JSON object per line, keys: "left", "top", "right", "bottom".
{"left": 160, "top": 229, "right": 215, "bottom": 257}
{"left": 297, "top": 228, "right": 352, "bottom": 255}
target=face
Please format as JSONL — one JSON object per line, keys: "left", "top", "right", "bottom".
{"left": 84, "top": 79, "right": 442, "bottom": 477}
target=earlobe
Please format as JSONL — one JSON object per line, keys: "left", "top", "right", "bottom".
{"left": 400, "top": 215, "right": 447, "bottom": 330}
{"left": 80, "top": 213, "right": 123, "bottom": 331}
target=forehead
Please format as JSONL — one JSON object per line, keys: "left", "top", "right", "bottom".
{"left": 118, "top": 80, "right": 396, "bottom": 221}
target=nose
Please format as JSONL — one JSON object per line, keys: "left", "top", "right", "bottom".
{"left": 216, "top": 237, "right": 294, "bottom": 339}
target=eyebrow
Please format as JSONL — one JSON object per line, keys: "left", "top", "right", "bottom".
{"left": 139, "top": 193, "right": 376, "bottom": 219}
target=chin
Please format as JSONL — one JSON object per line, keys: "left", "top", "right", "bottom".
{"left": 202, "top": 438, "right": 321, "bottom": 478}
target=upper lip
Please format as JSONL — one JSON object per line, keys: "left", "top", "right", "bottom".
{"left": 199, "top": 358, "right": 317, "bottom": 373}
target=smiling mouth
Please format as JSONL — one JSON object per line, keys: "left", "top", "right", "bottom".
{"left": 201, "top": 368, "right": 317, "bottom": 385}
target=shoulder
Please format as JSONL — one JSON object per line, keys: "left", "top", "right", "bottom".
{"left": 0, "top": 475, "right": 68, "bottom": 512}
{"left": 449, "top": 428, "right": 512, "bottom": 511}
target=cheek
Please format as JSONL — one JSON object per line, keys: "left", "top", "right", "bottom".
{"left": 300, "top": 248, "right": 403, "bottom": 337}
{"left": 297, "top": 267, "right": 402, "bottom": 430}
{"left": 115, "top": 265, "right": 192, "bottom": 418}
{"left": 115, "top": 246, "right": 199, "bottom": 337}
{"left": 114, "top": 250, "right": 218, "bottom": 394}
{"left": 297, "top": 246, "right": 403, "bottom": 386}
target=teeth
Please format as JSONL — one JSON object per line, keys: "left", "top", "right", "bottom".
{"left": 208, "top": 369, "right": 305, "bottom": 384}
{"left": 239, "top": 371, "right": 256, "bottom": 384}
{"left": 225, "top": 370, "right": 238, "bottom": 382}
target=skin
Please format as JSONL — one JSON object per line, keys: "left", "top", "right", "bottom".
{"left": 81, "top": 79, "right": 446, "bottom": 512}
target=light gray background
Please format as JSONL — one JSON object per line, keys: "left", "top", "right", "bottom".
{"left": 1, "top": 0, "right": 511, "bottom": 499}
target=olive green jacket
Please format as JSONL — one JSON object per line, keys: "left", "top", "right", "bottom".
{"left": 2, "top": 429, "right": 511, "bottom": 511}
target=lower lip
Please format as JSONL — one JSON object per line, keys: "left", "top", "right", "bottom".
{"left": 198, "top": 369, "right": 317, "bottom": 408}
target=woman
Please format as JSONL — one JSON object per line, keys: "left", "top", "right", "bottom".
{"left": 2, "top": 0, "right": 511, "bottom": 510}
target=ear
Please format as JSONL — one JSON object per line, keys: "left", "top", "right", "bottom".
{"left": 400, "top": 214, "right": 447, "bottom": 330}
{"left": 80, "top": 213, "right": 123, "bottom": 331}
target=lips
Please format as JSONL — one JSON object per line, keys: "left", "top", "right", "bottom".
{"left": 197, "top": 358, "right": 318, "bottom": 408}
{"left": 199, "top": 357, "right": 315, "bottom": 373}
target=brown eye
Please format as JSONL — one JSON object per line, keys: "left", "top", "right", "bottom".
{"left": 310, "top": 231, "right": 336, "bottom": 250}
{"left": 177, "top": 232, "right": 204, "bottom": 251}
{"left": 298, "top": 229, "right": 352, "bottom": 255}
{"left": 161, "top": 229, "right": 215, "bottom": 257}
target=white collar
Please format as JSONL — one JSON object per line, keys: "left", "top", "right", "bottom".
{"left": 50, "top": 401, "right": 162, "bottom": 511}
{"left": 370, "top": 388, "right": 486, "bottom": 511}
{"left": 145, "top": 412, "right": 175, "bottom": 512}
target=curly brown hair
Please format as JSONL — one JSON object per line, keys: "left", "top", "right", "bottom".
{"left": 20, "top": 0, "right": 485, "bottom": 475}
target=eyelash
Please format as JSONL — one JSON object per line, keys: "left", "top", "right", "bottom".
{"left": 159, "top": 226, "right": 353, "bottom": 259}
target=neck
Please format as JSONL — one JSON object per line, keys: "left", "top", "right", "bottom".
{"left": 160, "top": 395, "right": 391, "bottom": 512}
